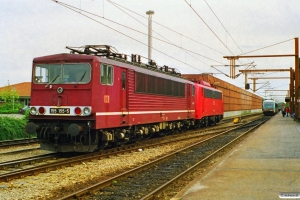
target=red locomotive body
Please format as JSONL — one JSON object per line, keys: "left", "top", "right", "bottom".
{"left": 95, "top": 58, "right": 195, "bottom": 131}
{"left": 194, "top": 81, "right": 223, "bottom": 126}
{"left": 25, "top": 45, "right": 198, "bottom": 152}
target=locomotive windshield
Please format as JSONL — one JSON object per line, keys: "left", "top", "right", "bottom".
{"left": 34, "top": 63, "right": 91, "bottom": 84}
{"left": 263, "top": 102, "right": 274, "bottom": 108}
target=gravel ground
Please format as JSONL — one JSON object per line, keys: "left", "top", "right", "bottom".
{"left": 0, "top": 118, "right": 247, "bottom": 199}
{"left": 0, "top": 139, "right": 199, "bottom": 200}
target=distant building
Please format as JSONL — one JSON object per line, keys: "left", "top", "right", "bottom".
{"left": 0, "top": 82, "right": 31, "bottom": 106}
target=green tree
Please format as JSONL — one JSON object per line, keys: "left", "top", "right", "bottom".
{"left": 0, "top": 82, "right": 20, "bottom": 113}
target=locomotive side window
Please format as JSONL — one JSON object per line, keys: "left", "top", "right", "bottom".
{"left": 192, "top": 85, "right": 195, "bottom": 96}
{"left": 135, "top": 72, "right": 184, "bottom": 97}
{"left": 148, "top": 75, "right": 156, "bottom": 94}
{"left": 135, "top": 72, "right": 146, "bottom": 92}
{"left": 122, "top": 71, "right": 126, "bottom": 89}
{"left": 34, "top": 63, "right": 91, "bottom": 84}
{"left": 101, "top": 64, "right": 114, "bottom": 85}
{"left": 204, "top": 88, "right": 222, "bottom": 99}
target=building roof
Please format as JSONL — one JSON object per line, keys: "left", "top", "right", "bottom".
{"left": 0, "top": 82, "right": 31, "bottom": 97}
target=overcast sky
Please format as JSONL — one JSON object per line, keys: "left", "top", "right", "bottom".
{"left": 1, "top": 0, "right": 299, "bottom": 101}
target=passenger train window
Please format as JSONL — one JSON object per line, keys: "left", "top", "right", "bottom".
{"left": 101, "top": 64, "right": 114, "bottom": 85}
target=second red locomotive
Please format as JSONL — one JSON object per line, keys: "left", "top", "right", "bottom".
{"left": 25, "top": 45, "right": 223, "bottom": 152}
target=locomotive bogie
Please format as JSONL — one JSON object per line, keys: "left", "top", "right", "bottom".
{"left": 32, "top": 120, "right": 99, "bottom": 152}
{"left": 97, "top": 118, "right": 196, "bottom": 146}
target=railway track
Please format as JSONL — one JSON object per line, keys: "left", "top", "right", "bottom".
{"left": 0, "top": 114, "right": 262, "bottom": 183}
{"left": 56, "top": 116, "right": 270, "bottom": 200}
{"left": 219, "top": 113, "right": 263, "bottom": 125}
{"left": 0, "top": 153, "right": 57, "bottom": 170}
{"left": 0, "top": 138, "right": 39, "bottom": 148}
{"left": 0, "top": 131, "right": 219, "bottom": 182}
{"left": 0, "top": 147, "right": 41, "bottom": 156}
{"left": 0, "top": 117, "right": 242, "bottom": 183}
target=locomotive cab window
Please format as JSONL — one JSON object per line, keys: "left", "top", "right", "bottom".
{"left": 101, "top": 64, "right": 114, "bottom": 85}
{"left": 34, "top": 63, "right": 91, "bottom": 84}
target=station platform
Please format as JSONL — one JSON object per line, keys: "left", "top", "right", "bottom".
{"left": 172, "top": 113, "right": 300, "bottom": 200}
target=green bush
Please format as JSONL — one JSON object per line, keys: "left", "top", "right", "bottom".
{"left": 0, "top": 116, "right": 35, "bottom": 141}
{"left": 0, "top": 103, "right": 22, "bottom": 114}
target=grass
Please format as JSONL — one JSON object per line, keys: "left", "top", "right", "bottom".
{"left": 0, "top": 109, "right": 36, "bottom": 141}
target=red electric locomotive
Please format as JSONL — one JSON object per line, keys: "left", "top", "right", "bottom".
{"left": 194, "top": 81, "right": 223, "bottom": 127}
{"left": 25, "top": 45, "right": 198, "bottom": 152}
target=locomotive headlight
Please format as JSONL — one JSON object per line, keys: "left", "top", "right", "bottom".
{"left": 83, "top": 107, "right": 91, "bottom": 115}
{"left": 30, "top": 107, "right": 37, "bottom": 115}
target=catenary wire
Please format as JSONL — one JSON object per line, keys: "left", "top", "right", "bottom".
{"left": 203, "top": 0, "right": 254, "bottom": 67}
{"left": 238, "top": 38, "right": 294, "bottom": 56}
{"left": 53, "top": 0, "right": 227, "bottom": 71}
{"left": 184, "top": 0, "right": 236, "bottom": 56}
{"left": 203, "top": 0, "right": 245, "bottom": 55}
{"left": 107, "top": 0, "right": 288, "bottom": 93}
{"left": 107, "top": 0, "right": 211, "bottom": 67}
{"left": 107, "top": 0, "right": 226, "bottom": 56}
{"left": 52, "top": 0, "right": 218, "bottom": 72}
{"left": 183, "top": 0, "right": 251, "bottom": 84}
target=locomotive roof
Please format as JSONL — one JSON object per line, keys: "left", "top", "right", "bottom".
{"left": 33, "top": 53, "right": 96, "bottom": 62}
{"left": 263, "top": 99, "right": 276, "bottom": 102}
{"left": 33, "top": 45, "right": 193, "bottom": 84}
{"left": 33, "top": 45, "right": 222, "bottom": 88}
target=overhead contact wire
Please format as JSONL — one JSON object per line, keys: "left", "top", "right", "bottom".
{"left": 107, "top": 0, "right": 211, "bottom": 67}
{"left": 238, "top": 38, "right": 294, "bottom": 56}
{"left": 107, "top": 0, "right": 225, "bottom": 56}
{"left": 203, "top": 0, "right": 245, "bottom": 55}
{"left": 184, "top": 0, "right": 235, "bottom": 56}
{"left": 52, "top": 0, "right": 213, "bottom": 72}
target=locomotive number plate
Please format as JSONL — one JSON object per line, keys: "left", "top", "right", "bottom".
{"left": 50, "top": 108, "right": 70, "bottom": 114}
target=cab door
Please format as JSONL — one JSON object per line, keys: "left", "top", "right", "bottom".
{"left": 121, "top": 70, "right": 129, "bottom": 124}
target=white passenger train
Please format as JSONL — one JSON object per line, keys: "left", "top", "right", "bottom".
{"left": 262, "top": 99, "right": 278, "bottom": 116}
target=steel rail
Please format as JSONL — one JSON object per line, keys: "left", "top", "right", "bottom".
{"left": 0, "top": 138, "right": 39, "bottom": 148}
{"left": 0, "top": 153, "right": 57, "bottom": 170}
{"left": 140, "top": 116, "right": 269, "bottom": 200}
{"left": 0, "top": 126, "right": 226, "bottom": 182}
{"left": 57, "top": 117, "right": 268, "bottom": 200}
{"left": 0, "top": 147, "right": 40, "bottom": 155}
{"left": 0, "top": 113, "right": 262, "bottom": 183}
